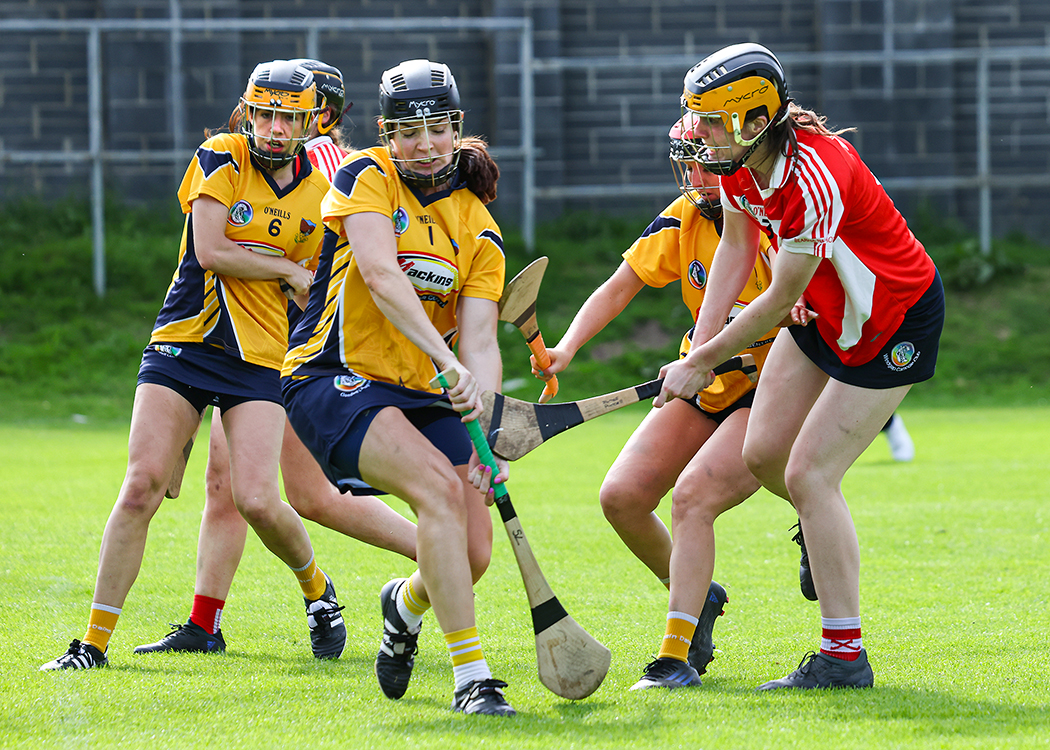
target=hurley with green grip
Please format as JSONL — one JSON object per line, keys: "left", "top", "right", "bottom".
{"left": 431, "top": 369, "right": 610, "bottom": 700}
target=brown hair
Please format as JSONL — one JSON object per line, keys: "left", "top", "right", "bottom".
{"left": 457, "top": 135, "right": 500, "bottom": 205}
{"left": 203, "top": 103, "right": 244, "bottom": 138}
{"left": 766, "top": 102, "right": 856, "bottom": 157}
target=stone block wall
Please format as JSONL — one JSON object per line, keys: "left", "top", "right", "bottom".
{"left": 1, "top": 0, "right": 1048, "bottom": 240}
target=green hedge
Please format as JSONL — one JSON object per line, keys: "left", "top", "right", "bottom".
{"left": 1, "top": 197, "right": 1046, "bottom": 424}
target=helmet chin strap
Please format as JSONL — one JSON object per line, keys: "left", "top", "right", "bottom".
{"left": 720, "top": 101, "right": 792, "bottom": 176}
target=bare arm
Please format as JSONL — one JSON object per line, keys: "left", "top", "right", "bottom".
{"left": 456, "top": 295, "right": 503, "bottom": 416}
{"left": 344, "top": 211, "right": 459, "bottom": 370}
{"left": 192, "top": 195, "right": 314, "bottom": 295}
{"left": 542, "top": 260, "right": 646, "bottom": 376}
{"left": 457, "top": 294, "right": 509, "bottom": 488}
{"left": 655, "top": 248, "right": 820, "bottom": 406}
{"left": 690, "top": 209, "right": 763, "bottom": 347}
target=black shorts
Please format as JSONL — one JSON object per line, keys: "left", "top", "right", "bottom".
{"left": 282, "top": 374, "right": 472, "bottom": 496}
{"left": 684, "top": 389, "right": 755, "bottom": 424}
{"left": 788, "top": 270, "right": 944, "bottom": 389}
{"left": 138, "top": 342, "right": 282, "bottom": 414}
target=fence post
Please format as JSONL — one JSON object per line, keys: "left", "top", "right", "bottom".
{"left": 89, "top": 26, "right": 105, "bottom": 298}
{"left": 977, "top": 52, "right": 992, "bottom": 256}
{"left": 517, "top": 17, "right": 535, "bottom": 254}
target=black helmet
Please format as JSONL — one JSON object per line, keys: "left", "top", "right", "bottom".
{"left": 378, "top": 59, "right": 464, "bottom": 189}
{"left": 240, "top": 59, "right": 319, "bottom": 170}
{"left": 291, "top": 59, "right": 347, "bottom": 134}
{"left": 680, "top": 43, "right": 790, "bottom": 175}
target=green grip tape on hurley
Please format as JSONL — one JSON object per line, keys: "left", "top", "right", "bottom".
{"left": 434, "top": 372, "right": 509, "bottom": 501}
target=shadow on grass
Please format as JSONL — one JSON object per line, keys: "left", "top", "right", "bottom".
{"left": 359, "top": 684, "right": 1047, "bottom": 744}
{"left": 102, "top": 648, "right": 376, "bottom": 675}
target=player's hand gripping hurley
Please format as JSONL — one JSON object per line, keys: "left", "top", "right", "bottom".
{"left": 499, "top": 257, "right": 558, "bottom": 403}
{"left": 431, "top": 370, "right": 611, "bottom": 700}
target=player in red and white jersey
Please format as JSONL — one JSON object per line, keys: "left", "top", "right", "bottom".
{"left": 719, "top": 128, "right": 934, "bottom": 366}
{"left": 657, "top": 43, "right": 944, "bottom": 691}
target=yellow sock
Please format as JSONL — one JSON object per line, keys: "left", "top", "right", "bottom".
{"left": 291, "top": 556, "right": 327, "bottom": 601}
{"left": 657, "top": 612, "right": 697, "bottom": 662}
{"left": 446, "top": 626, "right": 483, "bottom": 666}
{"left": 400, "top": 576, "right": 431, "bottom": 618}
{"left": 446, "top": 626, "right": 491, "bottom": 689}
{"left": 82, "top": 603, "right": 121, "bottom": 653}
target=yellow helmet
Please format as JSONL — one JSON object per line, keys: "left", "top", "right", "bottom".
{"left": 240, "top": 60, "right": 319, "bottom": 169}
{"left": 681, "top": 43, "right": 789, "bottom": 175}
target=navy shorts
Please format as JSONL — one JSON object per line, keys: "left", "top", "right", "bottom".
{"left": 684, "top": 389, "right": 756, "bottom": 424}
{"left": 789, "top": 270, "right": 944, "bottom": 389}
{"left": 138, "top": 342, "right": 283, "bottom": 414}
{"left": 282, "top": 374, "right": 472, "bottom": 496}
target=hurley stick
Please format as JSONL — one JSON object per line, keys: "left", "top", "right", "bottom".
{"left": 479, "top": 353, "right": 757, "bottom": 461}
{"left": 166, "top": 410, "right": 204, "bottom": 499}
{"left": 431, "top": 370, "right": 610, "bottom": 700}
{"left": 499, "top": 257, "right": 558, "bottom": 403}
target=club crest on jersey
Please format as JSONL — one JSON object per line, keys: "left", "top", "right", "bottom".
{"left": 398, "top": 252, "right": 459, "bottom": 307}
{"left": 392, "top": 207, "right": 410, "bottom": 236}
{"left": 884, "top": 341, "right": 919, "bottom": 372}
{"left": 740, "top": 196, "right": 766, "bottom": 223}
{"left": 687, "top": 259, "right": 708, "bottom": 290}
{"left": 294, "top": 218, "right": 317, "bottom": 244}
{"left": 228, "top": 200, "right": 253, "bottom": 226}
{"left": 333, "top": 374, "right": 370, "bottom": 395}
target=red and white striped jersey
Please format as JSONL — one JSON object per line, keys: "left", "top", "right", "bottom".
{"left": 305, "top": 135, "right": 347, "bottom": 182}
{"left": 721, "top": 129, "right": 936, "bottom": 366}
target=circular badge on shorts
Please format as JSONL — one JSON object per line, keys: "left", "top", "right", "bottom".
{"left": 890, "top": 342, "right": 916, "bottom": 368}
{"left": 687, "top": 259, "right": 708, "bottom": 290}
{"left": 392, "top": 207, "right": 410, "bottom": 236}
{"left": 333, "top": 374, "right": 369, "bottom": 395}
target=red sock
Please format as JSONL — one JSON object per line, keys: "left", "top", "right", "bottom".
{"left": 190, "top": 595, "right": 225, "bottom": 635}
{"left": 820, "top": 616, "right": 862, "bottom": 661}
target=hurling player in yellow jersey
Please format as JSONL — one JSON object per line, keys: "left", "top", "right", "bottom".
{"left": 282, "top": 59, "right": 514, "bottom": 716}
{"left": 536, "top": 117, "right": 780, "bottom": 690}
{"left": 133, "top": 59, "right": 418, "bottom": 658}
{"left": 42, "top": 61, "right": 347, "bottom": 671}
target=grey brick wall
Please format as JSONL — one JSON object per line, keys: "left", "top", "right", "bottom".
{"left": 1, "top": 0, "right": 1048, "bottom": 241}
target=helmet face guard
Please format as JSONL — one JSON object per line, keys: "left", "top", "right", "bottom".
{"left": 669, "top": 115, "right": 723, "bottom": 220}
{"left": 680, "top": 43, "right": 789, "bottom": 176}
{"left": 378, "top": 59, "right": 464, "bottom": 189}
{"left": 240, "top": 60, "right": 319, "bottom": 170}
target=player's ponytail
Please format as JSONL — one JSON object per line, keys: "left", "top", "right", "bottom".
{"left": 457, "top": 136, "right": 500, "bottom": 205}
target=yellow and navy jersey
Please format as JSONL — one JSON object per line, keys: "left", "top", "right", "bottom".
{"left": 150, "top": 133, "right": 328, "bottom": 370}
{"left": 283, "top": 146, "right": 505, "bottom": 392}
{"left": 624, "top": 195, "right": 778, "bottom": 412}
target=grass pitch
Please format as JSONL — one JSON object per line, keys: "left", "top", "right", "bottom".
{"left": 2, "top": 405, "right": 1048, "bottom": 749}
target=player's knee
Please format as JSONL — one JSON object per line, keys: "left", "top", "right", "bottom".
{"left": 285, "top": 485, "right": 319, "bottom": 521}
{"left": 233, "top": 491, "right": 281, "bottom": 530}
{"left": 783, "top": 455, "right": 831, "bottom": 504}
{"left": 467, "top": 537, "right": 492, "bottom": 583}
{"left": 598, "top": 481, "right": 630, "bottom": 526}
{"left": 114, "top": 472, "right": 163, "bottom": 521}
{"left": 669, "top": 482, "right": 717, "bottom": 528}
{"left": 118, "top": 466, "right": 167, "bottom": 515}
{"left": 415, "top": 464, "right": 467, "bottom": 525}
{"left": 742, "top": 440, "right": 779, "bottom": 488}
